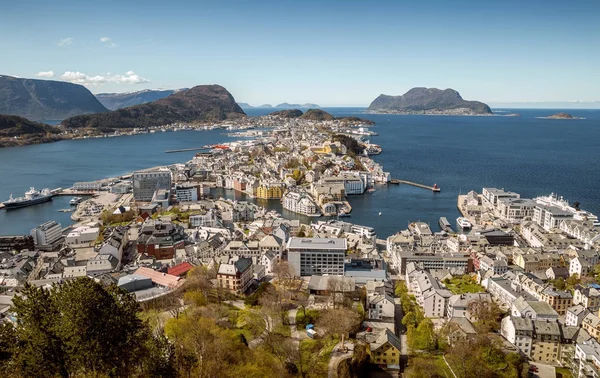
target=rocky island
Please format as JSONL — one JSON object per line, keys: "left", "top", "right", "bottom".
{"left": 367, "top": 87, "right": 492, "bottom": 115}
{"left": 544, "top": 112, "right": 578, "bottom": 119}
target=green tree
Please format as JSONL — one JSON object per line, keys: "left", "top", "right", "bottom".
{"left": 8, "top": 278, "right": 172, "bottom": 378}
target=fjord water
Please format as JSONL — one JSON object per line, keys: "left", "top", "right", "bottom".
{"left": 0, "top": 108, "right": 598, "bottom": 237}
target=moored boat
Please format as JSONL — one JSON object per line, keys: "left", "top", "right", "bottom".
{"left": 2, "top": 187, "right": 53, "bottom": 209}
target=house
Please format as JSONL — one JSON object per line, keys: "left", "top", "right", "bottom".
{"left": 366, "top": 292, "right": 395, "bottom": 320}
{"left": 447, "top": 317, "right": 478, "bottom": 345}
{"left": 566, "top": 304, "right": 591, "bottom": 327}
{"left": 573, "top": 285, "right": 600, "bottom": 311}
{"left": 540, "top": 289, "right": 573, "bottom": 315}
{"left": 217, "top": 258, "right": 253, "bottom": 294}
{"left": 501, "top": 316, "right": 534, "bottom": 357}
{"left": 446, "top": 292, "right": 492, "bottom": 319}
{"left": 570, "top": 257, "right": 594, "bottom": 277}
{"left": 134, "top": 267, "right": 181, "bottom": 289}
{"left": 511, "top": 297, "right": 559, "bottom": 320}
{"left": 545, "top": 266, "right": 570, "bottom": 280}
{"left": 582, "top": 313, "right": 600, "bottom": 342}
{"left": 136, "top": 220, "right": 186, "bottom": 260}
{"left": 168, "top": 262, "right": 194, "bottom": 277}
{"left": 368, "top": 329, "right": 401, "bottom": 368}
{"left": 407, "top": 268, "right": 453, "bottom": 318}
{"left": 86, "top": 254, "right": 119, "bottom": 276}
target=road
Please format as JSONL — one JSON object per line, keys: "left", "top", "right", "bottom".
{"left": 328, "top": 341, "right": 354, "bottom": 378}
{"left": 288, "top": 308, "right": 300, "bottom": 349}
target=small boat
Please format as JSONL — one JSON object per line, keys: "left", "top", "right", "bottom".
{"left": 338, "top": 211, "right": 351, "bottom": 218}
{"left": 367, "top": 188, "right": 376, "bottom": 193}
{"left": 378, "top": 212, "right": 382, "bottom": 216}
{"left": 456, "top": 217, "right": 472, "bottom": 230}
{"left": 70, "top": 197, "right": 83, "bottom": 205}
{"left": 58, "top": 208, "right": 73, "bottom": 213}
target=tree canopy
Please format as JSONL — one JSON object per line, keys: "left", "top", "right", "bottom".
{"left": 1, "top": 278, "right": 172, "bottom": 378}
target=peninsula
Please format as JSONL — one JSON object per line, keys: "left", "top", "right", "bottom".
{"left": 61, "top": 85, "right": 246, "bottom": 131}
{"left": 367, "top": 87, "right": 492, "bottom": 115}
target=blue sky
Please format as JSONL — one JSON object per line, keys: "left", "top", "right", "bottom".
{"left": 1, "top": 0, "right": 599, "bottom": 106}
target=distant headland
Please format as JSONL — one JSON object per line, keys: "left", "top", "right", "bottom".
{"left": 367, "top": 87, "right": 492, "bottom": 115}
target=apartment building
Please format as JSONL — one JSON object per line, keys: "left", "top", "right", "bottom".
{"left": 132, "top": 169, "right": 172, "bottom": 202}
{"left": 286, "top": 237, "right": 346, "bottom": 276}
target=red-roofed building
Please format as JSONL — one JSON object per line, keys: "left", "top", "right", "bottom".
{"left": 168, "top": 262, "right": 194, "bottom": 277}
{"left": 134, "top": 267, "right": 181, "bottom": 289}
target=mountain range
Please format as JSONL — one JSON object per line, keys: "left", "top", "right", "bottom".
{"left": 61, "top": 85, "right": 246, "bottom": 131}
{"left": 0, "top": 75, "right": 108, "bottom": 121}
{"left": 239, "top": 103, "right": 320, "bottom": 109}
{"left": 95, "top": 89, "right": 187, "bottom": 110}
{"left": 368, "top": 87, "right": 492, "bottom": 115}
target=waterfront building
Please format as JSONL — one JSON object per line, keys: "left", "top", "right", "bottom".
{"left": 497, "top": 198, "right": 537, "bottom": 222}
{"left": 175, "top": 183, "right": 198, "bottom": 202}
{"left": 482, "top": 188, "right": 520, "bottom": 208}
{"left": 72, "top": 181, "right": 104, "bottom": 191}
{"left": 30, "top": 221, "right": 62, "bottom": 248}
{"left": 282, "top": 189, "right": 320, "bottom": 216}
{"left": 217, "top": 257, "right": 253, "bottom": 294}
{"left": 321, "top": 172, "right": 367, "bottom": 195}
{"left": 286, "top": 237, "right": 346, "bottom": 276}
{"left": 256, "top": 182, "right": 284, "bottom": 199}
{"left": 110, "top": 182, "right": 132, "bottom": 194}
{"left": 132, "top": 169, "right": 172, "bottom": 202}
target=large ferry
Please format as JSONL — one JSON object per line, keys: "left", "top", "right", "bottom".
{"left": 456, "top": 217, "right": 472, "bottom": 230}
{"left": 439, "top": 217, "right": 453, "bottom": 232}
{"left": 2, "top": 187, "right": 53, "bottom": 209}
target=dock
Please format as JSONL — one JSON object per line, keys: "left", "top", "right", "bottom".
{"left": 389, "top": 179, "right": 441, "bottom": 192}
{"left": 165, "top": 147, "right": 211, "bottom": 153}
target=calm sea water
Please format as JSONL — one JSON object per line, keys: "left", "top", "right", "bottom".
{"left": 1, "top": 108, "right": 599, "bottom": 238}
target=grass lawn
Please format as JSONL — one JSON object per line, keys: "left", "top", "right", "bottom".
{"left": 296, "top": 308, "right": 320, "bottom": 329}
{"left": 443, "top": 276, "right": 484, "bottom": 294}
{"left": 556, "top": 367, "right": 573, "bottom": 378}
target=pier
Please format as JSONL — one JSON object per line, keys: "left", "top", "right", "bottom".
{"left": 389, "top": 179, "right": 441, "bottom": 192}
{"left": 165, "top": 147, "right": 210, "bottom": 153}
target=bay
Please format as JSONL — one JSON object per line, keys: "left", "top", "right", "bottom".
{"left": 0, "top": 107, "right": 598, "bottom": 238}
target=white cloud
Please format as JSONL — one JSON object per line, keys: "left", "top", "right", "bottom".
{"left": 60, "top": 71, "right": 150, "bottom": 86}
{"left": 35, "top": 71, "right": 55, "bottom": 78}
{"left": 99, "top": 37, "right": 118, "bottom": 48}
{"left": 57, "top": 37, "right": 73, "bottom": 46}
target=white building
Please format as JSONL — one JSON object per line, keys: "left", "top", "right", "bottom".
{"left": 282, "top": 190, "right": 320, "bottom": 216}
{"left": 286, "top": 237, "right": 346, "bottom": 276}
{"left": 366, "top": 292, "right": 395, "bottom": 320}
{"left": 65, "top": 226, "right": 99, "bottom": 246}
{"left": 72, "top": 181, "right": 103, "bottom": 191}
{"left": 482, "top": 188, "right": 520, "bottom": 208}
{"left": 132, "top": 169, "right": 172, "bottom": 202}
{"left": 31, "top": 221, "right": 63, "bottom": 247}
{"left": 175, "top": 183, "right": 198, "bottom": 202}
{"left": 566, "top": 304, "right": 591, "bottom": 327}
